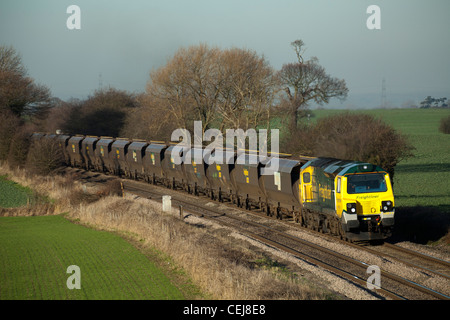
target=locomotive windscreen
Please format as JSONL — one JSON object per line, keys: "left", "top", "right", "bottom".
{"left": 347, "top": 173, "right": 387, "bottom": 194}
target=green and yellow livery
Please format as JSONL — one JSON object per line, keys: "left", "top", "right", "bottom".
{"left": 298, "top": 158, "right": 394, "bottom": 241}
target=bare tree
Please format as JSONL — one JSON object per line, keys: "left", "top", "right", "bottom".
{"left": 284, "top": 112, "right": 414, "bottom": 184}
{"left": 39, "top": 98, "right": 72, "bottom": 134}
{"left": 62, "top": 87, "right": 137, "bottom": 137}
{"left": 0, "top": 45, "right": 52, "bottom": 118}
{"left": 7, "top": 123, "right": 37, "bottom": 168}
{"left": 143, "top": 44, "right": 276, "bottom": 147}
{"left": 277, "top": 40, "right": 348, "bottom": 131}
{"left": 0, "top": 109, "right": 22, "bottom": 161}
{"left": 121, "top": 93, "right": 176, "bottom": 141}
{"left": 148, "top": 44, "right": 221, "bottom": 134}
{"left": 216, "top": 47, "right": 276, "bottom": 132}
{"left": 26, "top": 137, "right": 65, "bottom": 176}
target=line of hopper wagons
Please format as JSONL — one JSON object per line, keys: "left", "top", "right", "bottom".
{"left": 31, "top": 132, "right": 395, "bottom": 242}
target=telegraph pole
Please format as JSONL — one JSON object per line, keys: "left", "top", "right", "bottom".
{"left": 98, "top": 72, "right": 103, "bottom": 90}
{"left": 381, "top": 77, "right": 387, "bottom": 108}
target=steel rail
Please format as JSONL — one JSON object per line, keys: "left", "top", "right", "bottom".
{"left": 67, "top": 168, "right": 449, "bottom": 300}
{"left": 122, "top": 181, "right": 450, "bottom": 300}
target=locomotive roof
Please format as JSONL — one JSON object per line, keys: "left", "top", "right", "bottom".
{"left": 302, "top": 157, "right": 386, "bottom": 176}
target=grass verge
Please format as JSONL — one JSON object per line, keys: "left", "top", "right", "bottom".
{"left": 0, "top": 165, "right": 335, "bottom": 300}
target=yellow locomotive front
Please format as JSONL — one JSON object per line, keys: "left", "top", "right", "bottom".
{"left": 336, "top": 169, "right": 395, "bottom": 239}
{"left": 300, "top": 158, "right": 395, "bottom": 241}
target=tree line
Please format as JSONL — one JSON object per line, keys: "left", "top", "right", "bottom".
{"left": 0, "top": 42, "right": 413, "bottom": 179}
{"left": 2, "top": 42, "right": 349, "bottom": 139}
{"left": 419, "top": 96, "right": 448, "bottom": 108}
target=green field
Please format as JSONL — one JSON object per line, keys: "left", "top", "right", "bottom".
{"left": 0, "top": 107, "right": 447, "bottom": 300}
{"left": 311, "top": 108, "right": 450, "bottom": 212}
{"left": 307, "top": 108, "right": 450, "bottom": 243}
{"left": 0, "top": 214, "right": 187, "bottom": 299}
{"left": 0, "top": 175, "right": 32, "bottom": 208}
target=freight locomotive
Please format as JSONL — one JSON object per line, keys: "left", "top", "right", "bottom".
{"left": 32, "top": 132, "right": 395, "bottom": 241}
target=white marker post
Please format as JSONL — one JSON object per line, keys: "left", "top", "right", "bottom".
{"left": 162, "top": 195, "right": 172, "bottom": 212}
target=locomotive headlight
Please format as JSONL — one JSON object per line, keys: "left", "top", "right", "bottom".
{"left": 382, "top": 200, "right": 393, "bottom": 212}
{"left": 346, "top": 203, "right": 357, "bottom": 214}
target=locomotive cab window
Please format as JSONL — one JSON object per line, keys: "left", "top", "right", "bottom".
{"left": 303, "top": 172, "right": 310, "bottom": 183}
{"left": 347, "top": 173, "right": 387, "bottom": 194}
{"left": 337, "top": 177, "right": 341, "bottom": 193}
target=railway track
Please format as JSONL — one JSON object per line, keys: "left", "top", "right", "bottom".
{"left": 67, "top": 167, "right": 449, "bottom": 300}
{"left": 117, "top": 178, "right": 450, "bottom": 300}
{"left": 272, "top": 211, "right": 450, "bottom": 285}
{"left": 362, "top": 242, "right": 450, "bottom": 280}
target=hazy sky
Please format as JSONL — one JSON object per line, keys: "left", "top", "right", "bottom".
{"left": 1, "top": 0, "right": 449, "bottom": 108}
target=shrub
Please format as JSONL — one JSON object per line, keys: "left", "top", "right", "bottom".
{"left": 0, "top": 109, "right": 21, "bottom": 161}
{"left": 96, "top": 179, "right": 123, "bottom": 197}
{"left": 282, "top": 112, "right": 414, "bottom": 182}
{"left": 7, "top": 125, "right": 37, "bottom": 169}
{"left": 25, "top": 138, "right": 64, "bottom": 175}
{"left": 439, "top": 115, "right": 450, "bottom": 134}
